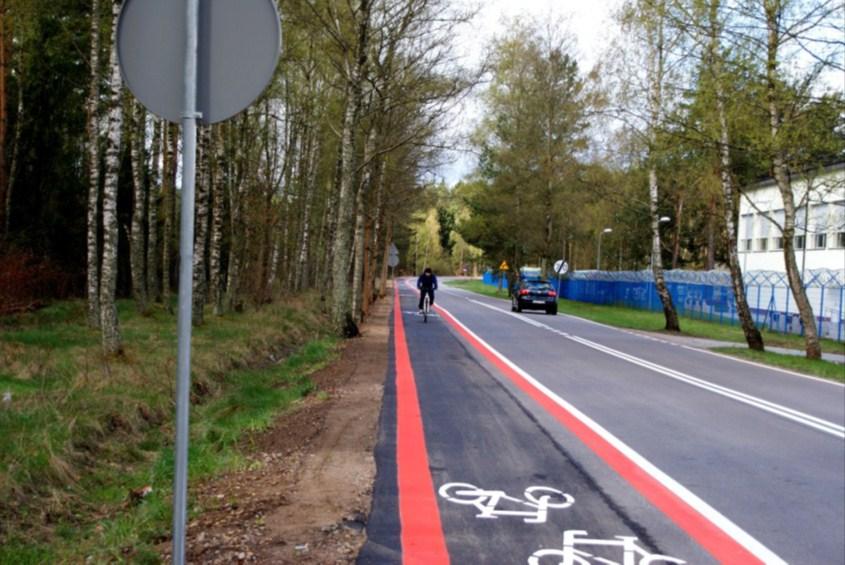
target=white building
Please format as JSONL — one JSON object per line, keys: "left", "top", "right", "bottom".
{"left": 739, "top": 163, "right": 845, "bottom": 273}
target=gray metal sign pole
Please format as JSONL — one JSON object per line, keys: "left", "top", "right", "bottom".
{"left": 172, "top": 0, "right": 200, "bottom": 563}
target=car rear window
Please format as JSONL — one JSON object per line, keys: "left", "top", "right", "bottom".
{"left": 525, "top": 282, "right": 552, "bottom": 291}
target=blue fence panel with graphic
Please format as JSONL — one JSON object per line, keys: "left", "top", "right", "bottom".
{"left": 484, "top": 269, "right": 845, "bottom": 341}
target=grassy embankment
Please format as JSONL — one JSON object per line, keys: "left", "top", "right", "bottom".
{"left": 0, "top": 296, "right": 339, "bottom": 563}
{"left": 447, "top": 279, "right": 844, "bottom": 382}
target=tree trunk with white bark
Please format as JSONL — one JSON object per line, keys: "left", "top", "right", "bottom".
{"left": 764, "top": 0, "right": 821, "bottom": 359}
{"left": 85, "top": 0, "right": 102, "bottom": 328}
{"left": 209, "top": 125, "right": 225, "bottom": 315}
{"left": 146, "top": 117, "right": 162, "bottom": 302}
{"left": 331, "top": 0, "right": 371, "bottom": 336}
{"left": 645, "top": 0, "right": 680, "bottom": 332}
{"left": 706, "top": 0, "right": 764, "bottom": 351}
{"left": 99, "top": 0, "right": 123, "bottom": 354}
{"left": 192, "top": 127, "right": 210, "bottom": 326}
{"left": 162, "top": 123, "right": 177, "bottom": 311}
{"left": 129, "top": 100, "right": 148, "bottom": 314}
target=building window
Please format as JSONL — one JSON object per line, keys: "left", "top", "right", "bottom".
{"left": 794, "top": 235, "right": 805, "bottom": 249}
{"left": 773, "top": 237, "right": 784, "bottom": 250}
{"left": 756, "top": 238, "right": 768, "bottom": 251}
{"left": 814, "top": 233, "right": 827, "bottom": 249}
{"left": 742, "top": 239, "right": 752, "bottom": 251}
{"left": 837, "top": 232, "right": 845, "bottom": 248}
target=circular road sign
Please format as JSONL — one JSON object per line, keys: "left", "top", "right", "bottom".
{"left": 554, "top": 260, "right": 569, "bottom": 275}
{"left": 117, "top": 0, "right": 281, "bottom": 124}
{"left": 388, "top": 254, "right": 400, "bottom": 269}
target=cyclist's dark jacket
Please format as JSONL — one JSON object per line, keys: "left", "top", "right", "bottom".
{"left": 417, "top": 273, "right": 438, "bottom": 290}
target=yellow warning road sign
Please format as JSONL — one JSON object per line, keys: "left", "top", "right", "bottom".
{"left": 499, "top": 261, "right": 509, "bottom": 271}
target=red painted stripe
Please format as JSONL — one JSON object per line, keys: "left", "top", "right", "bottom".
{"left": 435, "top": 304, "right": 763, "bottom": 565}
{"left": 394, "top": 285, "right": 450, "bottom": 565}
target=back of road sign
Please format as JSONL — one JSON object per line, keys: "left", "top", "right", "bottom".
{"left": 117, "top": 0, "right": 281, "bottom": 125}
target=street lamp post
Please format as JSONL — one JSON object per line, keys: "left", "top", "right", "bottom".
{"left": 596, "top": 227, "right": 612, "bottom": 270}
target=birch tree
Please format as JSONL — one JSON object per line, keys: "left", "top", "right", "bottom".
{"left": 85, "top": 0, "right": 101, "bottom": 328}
{"left": 192, "top": 127, "right": 211, "bottom": 325}
{"left": 699, "top": 0, "right": 765, "bottom": 350}
{"left": 129, "top": 99, "right": 148, "bottom": 314}
{"left": 99, "top": 0, "right": 123, "bottom": 354}
{"left": 146, "top": 116, "right": 162, "bottom": 302}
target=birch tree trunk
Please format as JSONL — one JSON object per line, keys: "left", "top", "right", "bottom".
{"left": 378, "top": 220, "right": 392, "bottom": 298}
{"left": 331, "top": 0, "right": 371, "bottom": 336}
{"left": 146, "top": 117, "right": 162, "bottom": 302}
{"left": 226, "top": 120, "right": 248, "bottom": 312}
{"left": 707, "top": 0, "right": 764, "bottom": 351}
{"left": 99, "top": 0, "right": 123, "bottom": 354}
{"left": 129, "top": 100, "right": 148, "bottom": 314}
{"left": 764, "top": 0, "right": 821, "bottom": 359}
{"left": 350, "top": 177, "right": 367, "bottom": 322}
{"left": 209, "top": 125, "right": 225, "bottom": 315}
{"left": 351, "top": 130, "right": 376, "bottom": 322}
{"left": 646, "top": 0, "right": 680, "bottom": 332}
{"left": 85, "top": 0, "right": 102, "bottom": 328}
{"left": 162, "top": 123, "right": 177, "bottom": 311}
{"left": 319, "top": 142, "right": 343, "bottom": 305}
{"left": 295, "top": 137, "right": 317, "bottom": 292}
{"left": 192, "top": 127, "right": 211, "bottom": 325}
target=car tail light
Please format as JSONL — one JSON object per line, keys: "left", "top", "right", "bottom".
{"left": 519, "top": 289, "right": 530, "bottom": 296}
{"left": 548, "top": 290, "right": 557, "bottom": 297}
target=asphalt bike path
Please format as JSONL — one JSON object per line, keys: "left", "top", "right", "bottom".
{"left": 360, "top": 284, "right": 715, "bottom": 564}
{"left": 433, "top": 283, "right": 845, "bottom": 564}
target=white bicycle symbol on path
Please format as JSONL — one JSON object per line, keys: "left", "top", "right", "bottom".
{"left": 528, "top": 529, "right": 686, "bottom": 565}
{"left": 438, "top": 482, "right": 574, "bottom": 524}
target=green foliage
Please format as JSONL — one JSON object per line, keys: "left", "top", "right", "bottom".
{"left": 436, "top": 206, "right": 456, "bottom": 254}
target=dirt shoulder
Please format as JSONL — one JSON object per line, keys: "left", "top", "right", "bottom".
{"left": 161, "top": 297, "right": 390, "bottom": 564}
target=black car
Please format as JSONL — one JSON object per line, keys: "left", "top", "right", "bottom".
{"left": 511, "top": 279, "right": 558, "bottom": 315}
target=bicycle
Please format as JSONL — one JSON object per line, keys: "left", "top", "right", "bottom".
{"left": 528, "top": 529, "right": 686, "bottom": 565}
{"left": 422, "top": 292, "right": 431, "bottom": 323}
{"left": 438, "top": 482, "right": 574, "bottom": 524}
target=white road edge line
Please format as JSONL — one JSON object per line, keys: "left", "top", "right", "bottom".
{"left": 467, "top": 299, "right": 845, "bottom": 439}
{"left": 679, "top": 344, "right": 845, "bottom": 387}
{"left": 437, "top": 303, "right": 787, "bottom": 565}
{"left": 457, "top": 289, "right": 845, "bottom": 386}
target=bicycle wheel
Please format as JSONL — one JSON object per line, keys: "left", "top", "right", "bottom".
{"left": 437, "top": 482, "right": 488, "bottom": 505}
{"left": 423, "top": 295, "right": 430, "bottom": 323}
{"left": 524, "top": 486, "right": 574, "bottom": 509}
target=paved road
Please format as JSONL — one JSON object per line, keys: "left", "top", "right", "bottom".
{"left": 360, "top": 280, "right": 845, "bottom": 564}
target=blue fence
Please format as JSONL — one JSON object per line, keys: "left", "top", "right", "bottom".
{"left": 483, "top": 269, "right": 845, "bottom": 342}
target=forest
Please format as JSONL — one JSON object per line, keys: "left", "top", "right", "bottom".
{"left": 0, "top": 0, "right": 476, "bottom": 349}
{"left": 0, "top": 0, "right": 842, "bottom": 347}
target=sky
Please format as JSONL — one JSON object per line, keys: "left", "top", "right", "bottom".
{"left": 437, "top": 0, "right": 623, "bottom": 185}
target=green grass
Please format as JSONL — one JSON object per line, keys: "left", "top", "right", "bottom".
{"left": 447, "top": 279, "right": 845, "bottom": 357}
{"left": 713, "top": 348, "right": 845, "bottom": 382}
{"left": 0, "top": 296, "right": 337, "bottom": 563}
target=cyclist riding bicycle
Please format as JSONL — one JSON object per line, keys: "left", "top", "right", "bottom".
{"left": 417, "top": 267, "right": 438, "bottom": 313}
